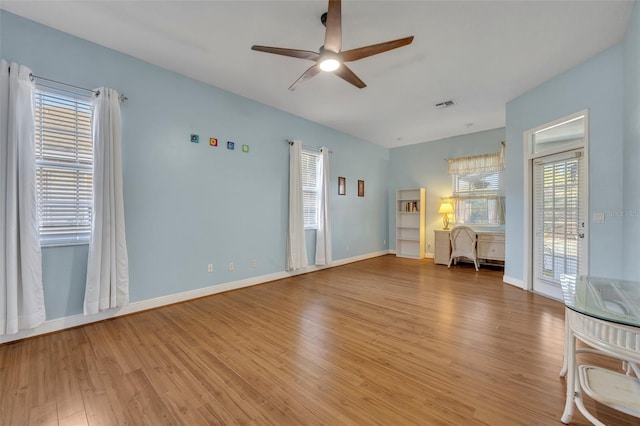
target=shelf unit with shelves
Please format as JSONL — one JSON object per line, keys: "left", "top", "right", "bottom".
{"left": 395, "top": 188, "right": 425, "bottom": 259}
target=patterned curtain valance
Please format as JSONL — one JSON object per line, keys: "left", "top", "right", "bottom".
{"left": 448, "top": 143, "right": 505, "bottom": 175}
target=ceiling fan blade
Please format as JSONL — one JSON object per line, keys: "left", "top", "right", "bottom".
{"left": 323, "top": 0, "right": 342, "bottom": 53}
{"left": 289, "top": 64, "right": 322, "bottom": 91}
{"left": 341, "top": 36, "right": 414, "bottom": 62}
{"left": 334, "top": 64, "right": 366, "bottom": 89}
{"left": 251, "top": 45, "right": 319, "bottom": 61}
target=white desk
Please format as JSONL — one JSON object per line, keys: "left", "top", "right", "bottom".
{"left": 560, "top": 276, "right": 640, "bottom": 425}
{"left": 433, "top": 229, "right": 505, "bottom": 266}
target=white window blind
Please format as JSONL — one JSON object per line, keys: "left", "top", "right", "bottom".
{"left": 452, "top": 170, "right": 502, "bottom": 197}
{"left": 533, "top": 151, "right": 584, "bottom": 285}
{"left": 34, "top": 89, "right": 93, "bottom": 246}
{"left": 301, "top": 149, "right": 320, "bottom": 229}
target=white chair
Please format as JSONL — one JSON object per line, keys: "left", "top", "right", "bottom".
{"left": 448, "top": 226, "right": 479, "bottom": 271}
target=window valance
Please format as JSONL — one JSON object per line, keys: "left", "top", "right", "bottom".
{"left": 448, "top": 143, "right": 505, "bottom": 175}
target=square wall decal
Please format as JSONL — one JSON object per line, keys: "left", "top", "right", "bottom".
{"left": 227, "top": 141, "right": 235, "bottom": 150}
{"left": 190, "top": 134, "right": 199, "bottom": 143}
{"left": 209, "top": 138, "right": 218, "bottom": 147}
{"left": 242, "top": 144, "right": 249, "bottom": 153}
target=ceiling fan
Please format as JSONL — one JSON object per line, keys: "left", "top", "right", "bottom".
{"left": 251, "top": 0, "right": 414, "bottom": 90}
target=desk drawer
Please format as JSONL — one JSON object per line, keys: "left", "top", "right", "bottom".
{"left": 477, "top": 233, "right": 505, "bottom": 261}
{"left": 478, "top": 234, "right": 505, "bottom": 243}
{"left": 477, "top": 242, "right": 504, "bottom": 260}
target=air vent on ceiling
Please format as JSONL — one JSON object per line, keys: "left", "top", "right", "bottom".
{"left": 435, "top": 99, "right": 456, "bottom": 109}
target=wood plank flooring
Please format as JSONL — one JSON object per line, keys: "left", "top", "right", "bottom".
{"left": 0, "top": 255, "right": 636, "bottom": 425}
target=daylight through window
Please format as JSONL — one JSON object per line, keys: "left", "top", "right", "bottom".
{"left": 451, "top": 171, "right": 504, "bottom": 225}
{"left": 34, "top": 89, "right": 93, "bottom": 245}
{"left": 448, "top": 145, "right": 505, "bottom": 226}
{"left": 301, "top": 149, "right": 320, "bottom": 229}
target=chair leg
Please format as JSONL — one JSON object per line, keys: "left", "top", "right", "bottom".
{"left": 474, "top": 259, "right": 479, "bottom": 271}
{"left": 448, "top": 257, "right": 453, "bottom": 268}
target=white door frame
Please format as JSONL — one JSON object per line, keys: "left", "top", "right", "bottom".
{"left": 522, "top": 109, "right": 590, "bottom": 295}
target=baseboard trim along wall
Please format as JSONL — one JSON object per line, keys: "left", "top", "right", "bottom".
{"left": 503, "top": 275, "right": 525, "bottom": 289}
{"left": 1, "top": 250, "right": 391, "bottom": 344}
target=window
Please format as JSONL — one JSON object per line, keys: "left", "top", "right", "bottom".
{"left": 301, "top": 149, "right": 321, "bottom": 229}
{"left": 34, "top": 88, "right": 93, "bottom": 246}
{"left": 448, "top": 145, "right": 505, "bottom": 226}
{"left": 451, "top": 171, "right": 504, "bottom": 225}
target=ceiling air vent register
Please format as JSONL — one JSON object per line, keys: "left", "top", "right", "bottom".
{"left": 435, "top": 100, "right": 456, "bottom": 109}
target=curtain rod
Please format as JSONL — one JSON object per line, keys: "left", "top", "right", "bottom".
{"left": 31, "top": 73, "right": 99, "bottom": 95}
{"left": 444, "top": 140, "right": 505, "bottom": 161}
{"left": 7, "top": 67, "right": 128, "bottom": 102}
{"left": 287, "top": 140, "right": 332, "bottom": 154}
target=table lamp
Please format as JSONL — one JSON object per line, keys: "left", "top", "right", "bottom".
{"left": 438, "top": 201, "right": 453, "bottom": 230}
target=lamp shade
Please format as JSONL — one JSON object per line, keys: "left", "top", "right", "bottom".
{"left": 438, "top": 202, "right": 453, "bottom": 214}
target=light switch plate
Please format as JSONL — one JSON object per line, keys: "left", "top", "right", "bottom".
{"left": 592, "top": 212, "right": 605, "bottom": 224}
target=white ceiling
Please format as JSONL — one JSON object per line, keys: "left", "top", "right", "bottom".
{"left": 1, "top": 0, "right": 634, "bottom": 148}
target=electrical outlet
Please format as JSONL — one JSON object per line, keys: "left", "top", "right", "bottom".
{"left": 207, "top": 263, "right": 213, "bottom": 272}
{"left": 228, "top": 262, "right": 234, "bottom": 271}
{"left": 251, "top": 259, "right": 257, "bottom": 268}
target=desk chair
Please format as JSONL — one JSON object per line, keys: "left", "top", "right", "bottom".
{"left": 448, "top": 226, "right": 479, "bottom": 271}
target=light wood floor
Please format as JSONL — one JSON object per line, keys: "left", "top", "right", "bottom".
{"left": 1, "top": 255, "right": 636, "bottom": 425}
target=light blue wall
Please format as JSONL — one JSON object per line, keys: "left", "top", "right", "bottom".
{"left": 4, "top": 1, "right": 639, "bottom": 323}
{"left": 1, "top": 11, "right": 389, "bottom": 320}
{"left": 623, "top": 1, "right": 640, "bottom": 281}
{"left": 505, "top": 45, "right": 625, "bottom": 283}
{"left": 389, "top": 128, "right": 505, "bottom": 253}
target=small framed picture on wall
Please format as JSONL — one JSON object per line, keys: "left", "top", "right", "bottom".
{"left": 358, "top": 180, "right": 365, "bottom": 197}
{"left": 338, "top": 177, "right": 346, "bottom": 195}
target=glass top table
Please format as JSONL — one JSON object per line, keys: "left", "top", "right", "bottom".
{"left": 560, "top": 275, "right": 640, "bottom": 328}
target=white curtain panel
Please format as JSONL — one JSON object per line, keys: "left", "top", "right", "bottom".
{"left": 0, "top": 60, "right": 45, "bottom": 334}
{"left": 287, "top": 140, "right": 308, "bottom": 271}
{"left": 315, "top": 147, "right": 332, "bottom": 266}
{"left": 453, "top": 196, "right": 505, "bottom": 225}
{"left": 84, "top": 88, "right": 129, "bottom": 315}
{"left": 488, "top": 196, "right": 506, "bottom": 224}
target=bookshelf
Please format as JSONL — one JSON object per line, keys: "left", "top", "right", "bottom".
{"left": 395, "top": 188, "right": 425, "bottom": 259}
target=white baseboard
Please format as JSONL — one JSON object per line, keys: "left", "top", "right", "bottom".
{"left": 503, "top": 275, "right": 525, "bottom": 289}
{"left": 424, "top": 252, "right": 434, "bottom": 259}
{"left": 1, "top": 250, "right": 391, "bottom": 344}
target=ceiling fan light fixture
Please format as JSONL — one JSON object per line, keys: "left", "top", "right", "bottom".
{"left": 319, "top": 57, "right": 341, "bottom": 72}
{"left": 252, "top": 0, "right": 414, "bottom": 89}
